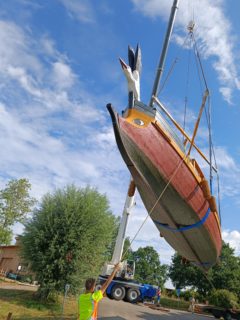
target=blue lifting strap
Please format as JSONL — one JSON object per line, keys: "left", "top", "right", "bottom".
{"left": 192, "top": 261, "right": 214, "bottom": 267}
{"left": 153, "top": 208, "right": 211, "bottom": 232}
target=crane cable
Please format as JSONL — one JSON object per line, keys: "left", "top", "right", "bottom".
{"left": 203, "top": 271, "right": 216, "bottom": 290}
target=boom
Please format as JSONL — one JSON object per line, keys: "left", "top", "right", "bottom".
{"left": 111, "top": 179, "right": 136, "bottom": 264}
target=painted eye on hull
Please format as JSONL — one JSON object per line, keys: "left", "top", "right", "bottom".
{"left": 133, "top": 119, "right": 144, "bottom": 126}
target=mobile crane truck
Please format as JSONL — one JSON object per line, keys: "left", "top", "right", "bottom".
{"left": 97, "top": 179, "right": 157, "bottom": 303}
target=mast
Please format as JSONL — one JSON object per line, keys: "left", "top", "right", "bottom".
{"left": 149, "top": 0, "right": 180, "bottom": 107}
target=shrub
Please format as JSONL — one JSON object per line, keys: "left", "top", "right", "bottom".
{"left": 160, "top": 296, "right": 189, "bottom": 311}
{"left": 180, "top": 290, "right": 195, "bottom": 301}
{"left": 195, "top": 291, "right": 205, "bottom": 303}
{"left": 209, "top": 289, "right": 239, "bottom": 309}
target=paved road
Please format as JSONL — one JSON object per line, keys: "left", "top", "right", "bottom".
{"left": 98, "top": 298, "right": 213, "bottom": 320}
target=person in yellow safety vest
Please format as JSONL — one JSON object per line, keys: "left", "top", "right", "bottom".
{"left": 78, "top": 263, "right": 120, "bottom": 320}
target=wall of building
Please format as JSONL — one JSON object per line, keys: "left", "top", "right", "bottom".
{"left": 0, "top": 245, "right": 21, "bottom": 274}
{"left": 0, "top": 243, "right": 31, "bottom": 276}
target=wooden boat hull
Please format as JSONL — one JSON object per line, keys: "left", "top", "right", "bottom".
{"left": 108, "top": 104, "right": 222, "bottom": 271}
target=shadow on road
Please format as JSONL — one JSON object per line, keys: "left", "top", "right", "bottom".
{"left": 138, "top": 311, "right": 209, "bottom": 319}
{"left": 100, "top": 311, "right": 181, "bottom": 320}
{"left": 138, "top": 311, "right": 171, "bottom": 319}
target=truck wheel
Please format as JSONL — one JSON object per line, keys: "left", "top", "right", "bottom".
{"left": 111, "top": 285, "right": 126, "bottom": 301}
{"left": 106, "top": 292, "right": 114, "bottom": 299}
{"left": 126, "top": 288, "right": 140, "bottom": 303}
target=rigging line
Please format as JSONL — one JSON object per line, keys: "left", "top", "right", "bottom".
{"left": 202, "top": 270, "right": 216, "bottom": 290}
{"left": 188, "top": 28, "right": 206, "bottom": 96}
{"left": 206, "top": 102, "right": 219, "bottom": 175}
{"left": 203, "top": 96, "right": 213, "bottom": 191}
{"left": 205, "top": 98, "right": 218, "bottom": 172}
{"left": 193, "top": 41, "right": 204, "bottom": 95}
{"left": 208, "top": 97, "right": 213, "bottom": 190}
{"left": 121, "top": 154, "right": 187, "bottom": 261}
{"left": 183, "top": 35, "right": 193, "bottom": 141}
{"left": 205, "top": 132, "right": 222, "bottom": 224}
{"left": 157, "top": 57, "right": 178, "bottom": 95}
{"left": 187, "top": 0, "right": 195, "bottom": 25}
{"left": 210, "top": 137, "right": 222, "bottom": 224}
{"left": 183, "top": 97, "right": 187, "bottom": 145}
{"left": 216, "top": 172, "right": 221, "bottom": 224}
{"left": 157, "top": 33, "right": 189, "bottom": 97}
{"left": 192, "top": 33, "right": 208, "bottom": 91}
{"left": 203, "top": 96, "right": 221, "bottom": 224}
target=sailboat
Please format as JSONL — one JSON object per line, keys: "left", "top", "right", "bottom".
{"left": 107, "top": 0, "right": 222, "bottom": 271}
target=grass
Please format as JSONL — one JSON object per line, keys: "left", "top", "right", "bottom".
{"left": 0, "top": 289, "right": 78, "bottom": 320}
{"left": 160, "top": 296, "right": 190, "bottom": 311}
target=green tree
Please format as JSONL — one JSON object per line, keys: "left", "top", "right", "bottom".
{"left": 122, "top": 237, "right": 133, "bottom": 260}
{"left": 168, "top": 254, "right": 201, "bottom": 289}
{"left": 209, "top": 289, "right": 239, "bottom": 309}
{"left": 168, "top": 242, "right": 240, "bottom": 297}
{"left": 0, "top": 179, "right": 35, "bottom": 245}
{"left": 211, "top": 244, "right": 240, "bottom": 297}
{"left": 104, "top": 216, "right": 120, "bottom": 261}
{"left": 132, "top": 246, "right": 168, "bottom": 287}
{"left": 21, "top": 185, "right": 118, "bottom": 299}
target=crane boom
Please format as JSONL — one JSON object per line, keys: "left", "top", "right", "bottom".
{"left": 101, "top": 178, "right": 136, "bottom": 278}
{"left": 111, "top": 179, "right": 136, "bottom": 264}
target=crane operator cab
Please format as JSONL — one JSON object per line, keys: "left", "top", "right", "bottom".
{"left": 101, "top": 259, "right": 135, "bottom": 280}
{"left": 120, "top": 260, "right": 135, "bottom": 280}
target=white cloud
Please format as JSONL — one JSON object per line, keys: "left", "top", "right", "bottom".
{"left": 0, "top": 22, "right": 132, "bottom": 256}
{"left": 7, "top": 66, "right": 42, "bottom": 97}
{"left": 222, "top": 230, "right": 240, "bottom": 255}
{"left": 0, "top": 20, "right": 42, "bottom": 74}
{"left": 131, "top": 0, "right": 170, "bottom": 18}
{"left": 0, "top": 19, "right": 118, "bottom": 202}
{"left": 219, "top": 87, "right": 232, "bottom": 104}
{"left": 131, "top": 0, "right": 240, "bottom": 103}
{"left": 215, "top": 147, "right": 237, "bottom": 170}
{"left": 51, "top": 61, "right": 75, "bottom": 89}
{"left": 210, "top": 147, "right": 240, "bottom": 201}
{"left": 236, "top": 78, "right": 240, "bottom": 90}
{"left": 95, "top": 126, "right": 116, "bottom": 147}
{"left": 59, "top": 0, "right": 95, "bottom": 23}
{"left": 39, "top": 35, "right": 56, "bottom": 57}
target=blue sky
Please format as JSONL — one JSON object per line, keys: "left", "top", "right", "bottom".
{"left": 0, "top": 0, "right": 240, "bottom": 269}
